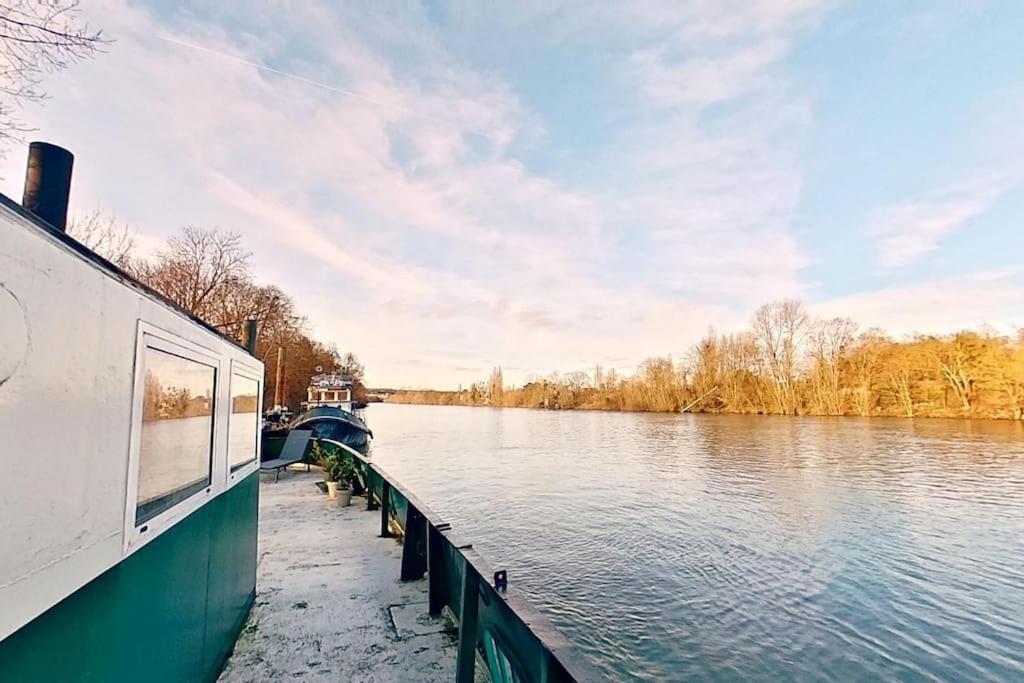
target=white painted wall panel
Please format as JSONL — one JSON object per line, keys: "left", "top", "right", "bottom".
{"left": 0, "top": 202, "right": 262, "bottom": 639}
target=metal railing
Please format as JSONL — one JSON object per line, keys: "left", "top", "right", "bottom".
{"left": 315, "top": 438, "right": 598, "bottom": 683}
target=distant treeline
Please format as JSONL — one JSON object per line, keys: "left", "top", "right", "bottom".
{"left": 389, "top": 300, "right": 1024, "bottom": 420}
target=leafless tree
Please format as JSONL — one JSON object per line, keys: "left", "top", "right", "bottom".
{"left": 563, "top": 370, "right": 589, "bottom": 401}
{"left": 0, "top": 1, "right": 107, "bottom": 153}
{"left": 136, "top": 226, "right": 251, "bottom": 318}
{"left": 808, "top": 317, "right": 857, "bottom": 415}
{"left": 886, "top": 350, "right": 916, "bottom": 417}
{"left": 207, "top": 281, "right": 300, "bottom": 343}
{"left": 844, "top": 329, "right": 886, "bottom": 416}
{"left": 688, "top": 328, "right": 721, "bottom": 406}
{"left": 717, "top": 331, "right": 763, "bottom": 412}
{"left": 67, "top": 208, "right": 136, "bottom": 269}
{"left": 488, "top": 366, "right": 504, "bottom": 404}
{"left": 752, "top": 299, "right": 810, "bottom": 414}
{"left": 926, "top": 332, "right": 988, "bottom": 412}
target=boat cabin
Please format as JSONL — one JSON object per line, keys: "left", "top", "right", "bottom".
{"left": 302, "top": 372, "right": 353, "bottom": 412}
{"left": 0, "top": 143, "right": 263, "bottom": 682}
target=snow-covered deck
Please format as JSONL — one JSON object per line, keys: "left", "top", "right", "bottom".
{"left": 218, "top": 468, "right": 461, "bottom": 682}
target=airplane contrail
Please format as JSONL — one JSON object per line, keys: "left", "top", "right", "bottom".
{"left": 158, "top": 35, "right": 381, "bottom": 105}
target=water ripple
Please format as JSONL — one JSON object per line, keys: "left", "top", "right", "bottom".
{"left": 369, "top": 406, "right": 1024, "bottom": 682}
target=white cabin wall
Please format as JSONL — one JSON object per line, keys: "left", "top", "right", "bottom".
{"left": 0, "top": 203, "right": 261, "bottom": 639}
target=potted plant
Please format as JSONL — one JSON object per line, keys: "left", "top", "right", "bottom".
{"left": 311, "top": 440, "right": 355, "bottom": 507}
{"left": 335, "top": 456, "right": 356, "bottom": 507}
{"left": 311, "top": 441, "right": 340, "bottom": 497}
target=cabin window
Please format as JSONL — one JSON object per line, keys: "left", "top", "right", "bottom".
{"left": 229, "top": 373, "right": 260, "bottom": 471}
{"left": 135, "top": 346, "right": 216, "bottom": 525}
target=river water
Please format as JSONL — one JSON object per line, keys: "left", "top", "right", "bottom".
{"left": 366, "top": 403, "right": 1024, "bottom": 681}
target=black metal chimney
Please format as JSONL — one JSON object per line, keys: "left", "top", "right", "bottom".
{"left": 22, "top": 142, "right": 74, "bottom": 232}
{"left": 244, "top": 318, "right": 258, "bottom": 355}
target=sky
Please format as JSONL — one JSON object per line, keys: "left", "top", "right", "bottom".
{"left": 3, "top": 1, "right": 1023, "bottom": 389}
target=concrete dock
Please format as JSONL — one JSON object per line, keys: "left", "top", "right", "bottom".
{"left": 219, "top": 468, "right": 462, "bottom": 682}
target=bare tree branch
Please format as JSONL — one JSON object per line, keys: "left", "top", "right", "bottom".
{"left": 67, "top": 207, "right": 137, "bottom": 269}
{"left": 0, "top": 1, "right": 109, "bottom": 156}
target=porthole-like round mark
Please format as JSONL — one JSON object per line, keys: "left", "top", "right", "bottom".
{"left": 0, "top": 284, "right": 30, "bottom": 389}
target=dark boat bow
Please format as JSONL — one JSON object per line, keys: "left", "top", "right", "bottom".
{"left": 290, "top": 406, "right": 373, "bottom": 454}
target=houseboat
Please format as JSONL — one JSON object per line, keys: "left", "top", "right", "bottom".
{"left": 0, "top": 143, "right": 263, "bottom": 682}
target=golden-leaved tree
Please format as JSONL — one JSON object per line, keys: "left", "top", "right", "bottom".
{"left": 390, "top": 300, "right": 1024, "bottom": 420}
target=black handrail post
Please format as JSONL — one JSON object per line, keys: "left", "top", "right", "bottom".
{"left": 427, "top": 524, "right": 446, "bottom": 615}
{"left": 400, "top": 504, "right": 427, "bottom": 581}
{"left": 379, "top": 481, "right": 391, "bottom": 537}
{"left": 455, "top": 566, "right": 480, "bottom": 683}
{"left": 366, "top": 470, "right": 378, "bottom": 511}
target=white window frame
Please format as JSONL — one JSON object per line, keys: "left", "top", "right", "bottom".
{"left": 123, "top": 322, "right": 222, "bottom": 555}
{"left": 226, "top": 358, "right": 262, "bottom": 488}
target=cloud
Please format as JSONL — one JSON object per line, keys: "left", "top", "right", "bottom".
{"left": 15, "top": 0, "right": 990, "bottom": 389}
{"left": 866, "top": 174, "right": 1015, "bottom": 268}
{"left": 605, "top": 3, "right": 818, "bottom": 307}
{"left": 626, "top": 40, "right": 788, "bottom": 109}
{"left": 505, "top": 0, "right": 829, "bottom": 45}
{"left": 815, "top": 267, "right": 1024, "bottom": 336}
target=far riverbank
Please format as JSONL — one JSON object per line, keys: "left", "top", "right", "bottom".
{"left": 386, "top": 379, "right": 1024, "bottom": 421}
{"left": 385, "top": 300, "right": 1024, "bottom": 421}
